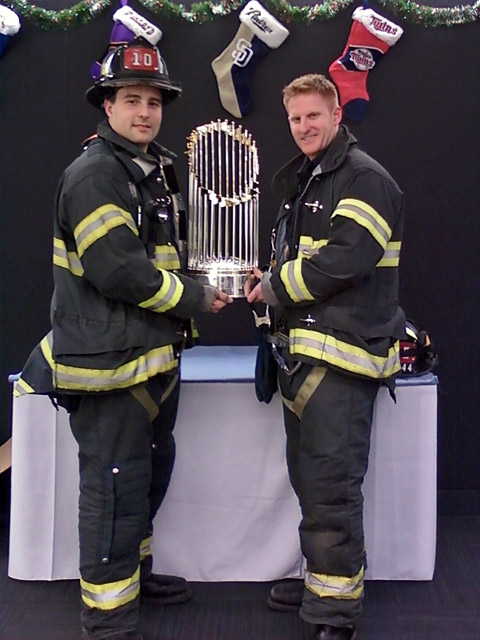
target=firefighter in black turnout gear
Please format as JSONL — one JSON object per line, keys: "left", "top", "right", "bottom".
{"left": 246, "top": 74, "right": 405, "bottom": 640}
{"left": 15, "top": 34, "right": 232, "bottom": 640}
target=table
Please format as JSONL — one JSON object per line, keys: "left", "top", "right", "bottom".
{"left": 9, "top": 347, "right": 437, "bottom": 582}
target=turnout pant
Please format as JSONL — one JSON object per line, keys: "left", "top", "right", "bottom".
{"left": 279, "top": 363, "right": 379, "bottom": 628}
{"left": 62, "top": 371, "right": 180, "bottom": 639}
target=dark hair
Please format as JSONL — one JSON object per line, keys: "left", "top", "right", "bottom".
{"left": 102, "top": 87, "right": 118, "bottom": 104}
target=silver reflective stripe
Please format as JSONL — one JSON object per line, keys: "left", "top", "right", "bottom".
{"left": 53, "top": 238, "right": 84, "bottom": 276}
{"left": 80, "top": 567, "right": 140, "bottom": 610}
{"left": 377, "top": 241, "right": 401, "bottom": 267}
{"left": 305, "top": 566, "right": 364, "bottom": 600}
{"left": 82, "top": 581, "right": 138, "bottom": 605}
{"left": 333, "top": 199, "right": 391, "bottom": 250}
{"left": 298, "top": 236, "right": 328, "bottom": 257}
{"left": 281, "top": 259, "right": 315, "bottom": 303}
{"left": 75, "top": 205, "right": 138, "bottom": 257}
{"left": 139, "top": 271, "right": 184, "bottom": 313}
{"left": 286, "top": 262, "right": 305, "bottom": 301}
{"left": 53, "top": 346, "right": 177, "bottom": 392}
{"left": 290, "top": 330, "right": 400, "bottom": 378}
{"left": 153, "top": 246, "right": 181, "bottom": 270}
{"left": 140, "top": 536, "right": 152, "bottom": 561}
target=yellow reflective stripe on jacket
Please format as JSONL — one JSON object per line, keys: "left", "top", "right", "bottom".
{"left": 139, "top": 270, "right": 184, "bottom": 313}
{"left": 81, "top": 566, "right": 140, "bottom": 611}
{"left": 13, "top": 378, "right": 34, "bottom": 397}
{"left": 332, "top": 198, "right": 391, "bottom": 250}
{"left": 298, "top": 235, "right": 328, "bottom": 257}
{"left": 36, "top": 334, "right": 177, "bottom": 391}
{"left": 140, "top": 536, "right": 153, "bottom": 561}
{"left": 40, "top": 333, "right": 55, "bottom": 368}
{"left": 152, "top": 244, "right": 181, "bottom": 271}
{"left": 305, "top": 566, "right": 364, "bottom": 600}
{"left": 377, "top": 241, "right": 401, "bottom": 267}
{"left": 75, "top": 204, "right": 138, "bottom": 258}
{"left": 53, "top": 347, "right": 177, "bottom": 391}
{"left": 280, "top": 258, "right": 316, "bottom": 303}
{"left": 53, "top": 237, "right": 84, "bottom": 276}
{"left": 290, "top": 328, "right": 400, "bottom": 379}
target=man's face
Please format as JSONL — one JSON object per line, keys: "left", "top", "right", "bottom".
{"left": 286, "top": 92, "right": 342, "bottom": 160}
{"left": 104, "top": 85, "right": 163, "bottom": 152}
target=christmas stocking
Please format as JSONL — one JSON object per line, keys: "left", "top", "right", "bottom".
{"left": 328, "top": 7, "right": 403, "bottom": 122}
{"left": 90, "top": 2, "right": 162, "bottom": 80}
{"left": 0, "top": 5, "right": 20, "bottom": 59}
{"left": 211, "top": 0, "right": 289, "bottom": 118}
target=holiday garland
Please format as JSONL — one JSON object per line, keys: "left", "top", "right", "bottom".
{"left": 6, "top": 0, "right": 480, "bottom": 29}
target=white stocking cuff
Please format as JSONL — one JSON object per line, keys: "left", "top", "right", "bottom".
{"left": 240, "top": 0, "right": 289, "bottom": 49}
{"left": 0, "top": 6, "right": 21, "bottom": 36}
{"left": 352, "top": 7, "right": 403, "bottom": 47}
{"left": 112, "top": 6, "right": 162, "bottom": 45}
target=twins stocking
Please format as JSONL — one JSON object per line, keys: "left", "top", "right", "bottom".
{"left": 329, "top": 7, "right": 403, "bottom": 122}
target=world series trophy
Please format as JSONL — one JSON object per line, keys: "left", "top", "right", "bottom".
{"left": 186, "top": 120, "right": 259, "bottom": 298}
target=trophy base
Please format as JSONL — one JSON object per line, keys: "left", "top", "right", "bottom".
{"left": 188, "top": 271, "right": 248, "bottom": 298}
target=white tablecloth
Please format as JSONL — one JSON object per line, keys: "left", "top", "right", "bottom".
{"left": 9, "top": 347, "right": 437, "bottom": 582}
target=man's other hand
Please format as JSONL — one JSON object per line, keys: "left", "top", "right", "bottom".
{"left": 210, "top": 289, "right": 233, "bottom": 313}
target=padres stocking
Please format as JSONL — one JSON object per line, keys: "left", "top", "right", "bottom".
{"left": 211, "top": 0, "right": 289, "bottom": 118}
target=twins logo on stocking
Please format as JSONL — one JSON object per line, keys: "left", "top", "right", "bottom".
{"left": 212, "top": 0, "right": 289, "bottom": 119}
{"left": 329, "top": 7, "right": 404, "bottom": 123}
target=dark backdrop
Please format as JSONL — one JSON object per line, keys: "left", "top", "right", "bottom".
{"left": 1, "top": 1, "right": 479, "bottom": 513}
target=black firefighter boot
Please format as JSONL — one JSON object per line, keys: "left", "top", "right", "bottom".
{"left": 81, "top": 630, "right": 144, "bottom": 640}
{"left": 267, "top": 579, "right": 303, "bottom": 612}
{"left": 140, "top": 556, "right": 192, "bottom": 605}
{"left": 302, "top": 620, "right": 357, "bottom": 640}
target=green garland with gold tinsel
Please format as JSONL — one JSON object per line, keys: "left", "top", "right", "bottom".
{"left": 7, "top": 0, "right": 480, "bottom": 29}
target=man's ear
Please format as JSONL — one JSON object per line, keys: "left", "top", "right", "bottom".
{"left": 334, "top": 105, "right": 342, "bottom": 125}
{"left": 103, "top": 99, "right": 112, "bottom": 117}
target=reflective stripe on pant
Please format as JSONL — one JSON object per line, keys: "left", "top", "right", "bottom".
{"left": 279, "top": 363, "right": 379, "bottom": 628}
{"left": 65, "top": 371, "right": 179, "bottom": 639}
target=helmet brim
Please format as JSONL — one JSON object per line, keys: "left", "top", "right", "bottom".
{"left": 85, "top": 78, "right": 182, "bottom": 110}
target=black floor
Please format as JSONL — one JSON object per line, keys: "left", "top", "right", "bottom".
{"left": 0, "top": 515, "right": 479, "bottom": 640}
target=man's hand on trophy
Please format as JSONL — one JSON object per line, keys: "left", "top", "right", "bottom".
{"left": 245, "top": 267, "right": 265, "bottom": 304}
{"left": 244, "top": 267, "right": 263, "bottom": 300}
{"left": 210, "top": 288, "right": 234, "bottom": 313}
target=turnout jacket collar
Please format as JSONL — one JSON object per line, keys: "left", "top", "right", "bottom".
{"left": 96, "top": 120, "right": 177, "bottom": 183}
{"left": 272, "top": 125, "right": 358, "bottom": 201}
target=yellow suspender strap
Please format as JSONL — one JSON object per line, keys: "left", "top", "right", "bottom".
{"left": 129, "top": 373, "right": 179, "bottom": 423}
{"left": 129, "top": 385, "right": 160, "bottom": 422}
{"left": 159, "top": 373, "right": 179, "bottom": 405}
{"left": 281, "top": 365, "right": 327, "bottom": 419}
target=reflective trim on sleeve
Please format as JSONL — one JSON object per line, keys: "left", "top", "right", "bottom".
{"left": 81, "top": 566, "right": 140, "bottom": 611}
{"left": 139, "top": 270, "right": 184, "bottom": 313}
{"left": 74, "top": 204, "right": 138, "bottom": 258}
{"left": 53, "top": 237, "right": 84, "bottom": 276}
{"left": 305, "top": 566, "right": 364, "bottom": 600}
{"left": 280, "top": 258, "right": 316, "bottom": 304}
{"left": 152, "top": 244, "right": 181, "bottom": 271}
{"left": 298, "top": 235, "right": 328, "bottom": 257}
{"left": 140, "top": 536, "right": 153, "bottom": 562}
{"left": 290, "top": 328, "right": 400, "bottom": 379}
{"left": 376, "top": 240, "right": 401, "bottom": 267}
{"left": 332, "top": 198, "right": 391, "bottom": 250}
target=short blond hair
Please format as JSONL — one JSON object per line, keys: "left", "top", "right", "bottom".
{"left": 282, "top": 73, "right": 339, "bottom": 110}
